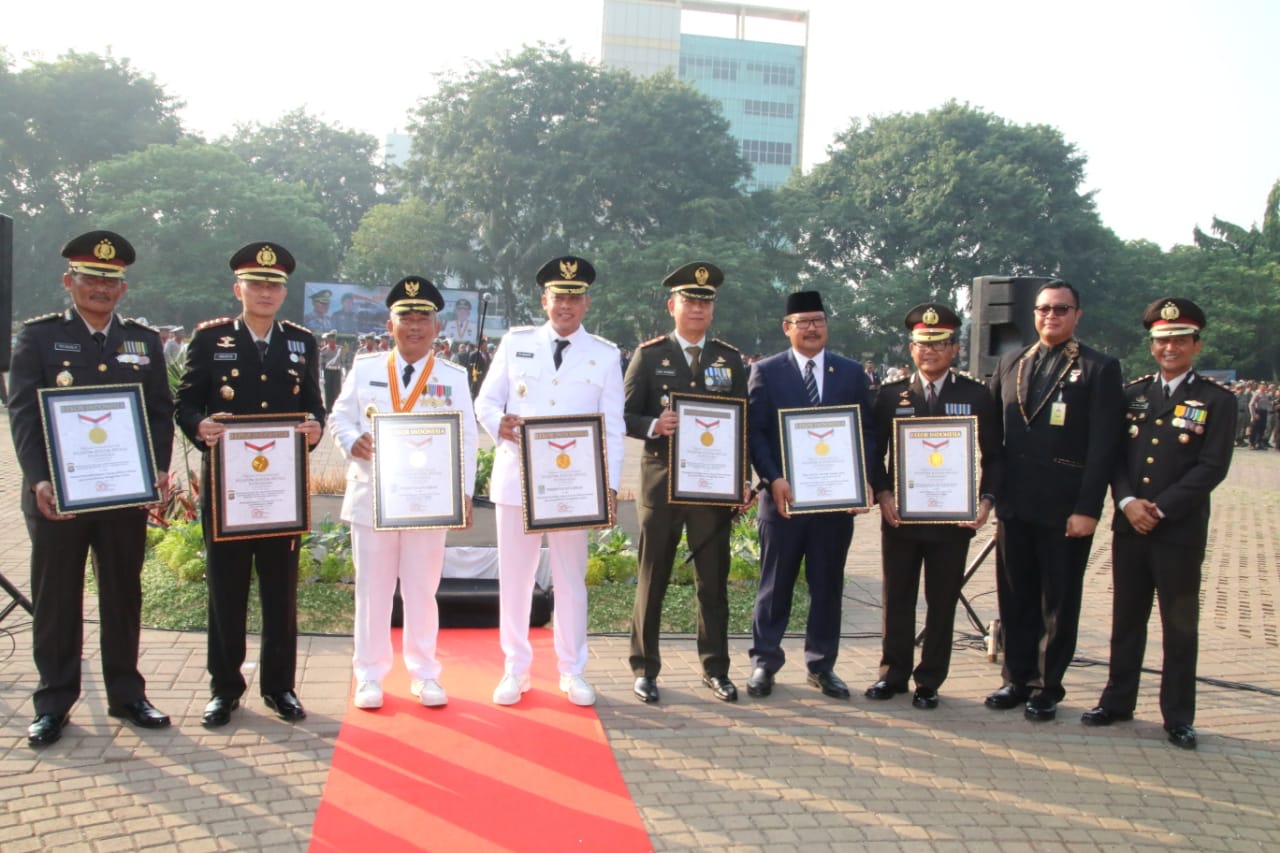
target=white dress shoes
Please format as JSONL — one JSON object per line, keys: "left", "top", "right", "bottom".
{"left": 560, "top": 674, "right": 596, "bottom": 707}
{"left": 414, "top": 679, "right": 448, "bottom": 708}
{"left": 493, "top": 673, "right": 532, "bottom": 705}
{"left": 354, "top": 681, "right": 384, "bottom": 710}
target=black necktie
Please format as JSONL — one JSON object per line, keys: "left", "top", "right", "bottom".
{"left": 256, "top": 339, "right": 269, "bottom": 363}
{"left": 92, "top": 331, "right": 106, "bottom": 352}
{"left": 403, "top": 363, "right": 415, "bottom": 387}
{"left": 1163, "top": 383, "right": 1172, "bottom": 402}
{"left": 1029, "top": 347, "right": 1055, "bottom": 402}
{"left": 554, "top": 338, "right": 570, "bottom": 370}
{"left": 804, "top": 359, "right": 820, "bottom": 406}
{"left": 926, "top": 381, "right": 939, "bottom": 414}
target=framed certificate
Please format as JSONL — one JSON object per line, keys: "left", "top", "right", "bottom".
{"left": 518, "top": 414, "right": 611, "bottom": 533}
{"left": 778, "top": 405, "right": 870, "bottom": 514}
{"left": 37, "top": 384, "right": 161, "bottom": 513}
{"left": 668, "top": 393, "right": 747, "bottom": 506}
{"left": 209, "top": 414, "right": 309, "bottom": 541}
{"left": 371, "top": 411, "right": 466, "bottom": 530}
{"left": 893, "top": 415, "right": 979, "bottom": 523}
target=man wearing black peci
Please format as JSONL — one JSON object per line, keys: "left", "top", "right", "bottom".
{"left": 9, "top": 230, "right": 174, "bottom": 746}
{"left": 1081, "top": 298, "right": 1235, "bottom": 749}
{"left": 624, "top": 262, "right": 747, "bottom": 704}
{"left": 985, "top": 280, "right": 1125, "bottom": 721}
{"left": 866, "top": 303, "right": 1002, "bottom": 709}
{"left": 176, "top": 242, "right": 325, "bottom": 727}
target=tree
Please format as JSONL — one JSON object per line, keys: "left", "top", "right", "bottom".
{"left": 1, "top": 50, "right": 186, "bottom": 318}
{"left": 401, "top": 47, "right": 751, "bottom": 328}
{"left": 783, "top": 101, "right": 1117, "bottom": 360}
{"left": 223, "top": 108, "right": 385, "bottom": 251}
{"left": 341, "top": 197, "right": 464, "bottom": 286}
{"left": 83, "top": 140, "right": 339, "bottom": 327}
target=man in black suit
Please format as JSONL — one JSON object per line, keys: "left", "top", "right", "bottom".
{"left": 9, "top": 230, "right": 174, "bottom": 746}
{"left": 624, "top": 262, "right": 747, "bottom": 704}
{"left": 1081, "top": 298, "right": 1235, "bottom": 749}
{"left": 866, "top": 304, "right": 1003, "bottom": 709}
{"left": 746, "top": 291, "right": 876, "bottom": 700}
{"left": 176, "top": 242, "right": 325, "bottom": 727}
{"left": 985, "top": 280, "right": 1125, "bottom": 721}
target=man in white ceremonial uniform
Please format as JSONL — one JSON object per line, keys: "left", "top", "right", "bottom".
{"left": 475, "top": 256, "right": 624, "bottom": 707}
{"left": 330, "top": 276, "right": 477, "bottom": 709}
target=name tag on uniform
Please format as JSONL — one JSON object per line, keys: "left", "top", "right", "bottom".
{"left": 516, "top": 351, "right": 535, "bottom": 359}
{"left": 370, "top": 380, "right": 388, "bottom": 387}
{"left": 214, "top": 352, "right": 237, "bottom": 361}
{"left": 1050, "top": 402, "right": 1067, "bottom": 426}
{"left": 55, "top": 342, "right": 81, "bottom": 352}
{"left": 655, "top": 367, "right": 677, "bottom": 377}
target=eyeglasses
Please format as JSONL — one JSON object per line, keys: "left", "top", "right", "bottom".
{"left": 911, "top": 340, "right": 954, "bottom": 351}
{"left": 785, "top": 317, "right": 827, "bottom": 330}
{"left": 1033, "top": 304, "right": 1077, "bottom": 317}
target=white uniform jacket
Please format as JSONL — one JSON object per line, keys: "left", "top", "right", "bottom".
{"left": 475, "top": 323, "right": 625, "bottom": 507}
{"left": 330, "top": 350, "right": 478, "bottom": 527}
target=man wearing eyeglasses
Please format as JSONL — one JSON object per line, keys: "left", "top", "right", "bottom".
{"left": 865, "top": 303, "right": 1002, "bottom": 710}
{"left": 985, "top": 280, "right": 1124, "bottom": 722}
{"left": 9, "top": 231, "right": 175, "bottom": 747}
{"left": 745, "top": 291, "right": 876, "bottom": 700}
{"left": 1081, "top": 298, "right": 1233, "bottom": 750}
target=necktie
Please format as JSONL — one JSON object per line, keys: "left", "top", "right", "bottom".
{"left": 686, "top": 345, "right": 702, "bottom": 375}
{"left": 804, "top": 359, "right": 820, "bottom": 406}
{"left": 403, "top": 363, "right": 415, "bottom": 387}
{"left": 926, "top": 381, "right": 938, "bottom": 415}
{"left": 92, "top": 331, "right": 106, "bottom": 352}
{"left": 1029, "top": 347, "right": 1055, "bottom": 402}
{"left": 1163, "top": 383, "right": 1172, "bottom": 402}
{"left": 256, "top": 339, "right": 269, "bottom": 363}
{"left": 553, "top": 338, "right": 570, "bottom": 370}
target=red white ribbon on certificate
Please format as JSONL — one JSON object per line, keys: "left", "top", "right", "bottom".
{"left": 808, "top": 429, "right": 833, "bottom": 442}
{"left": 548, "top": 440, "right": 577, "bottom": 452}
{"left": 408, "top": 437, "right": 432, "bottom": 448}
{"left": 78, "top": 412, "right": 112, "bottom": 424}
{"left": 245, "top": 441, "right": 277, "bottom": 453}
{"left": 922, "top": 439, "right": 949, "bottom": 451}
{"left": 695, "top": 418, "right": 720, "bottom": 431}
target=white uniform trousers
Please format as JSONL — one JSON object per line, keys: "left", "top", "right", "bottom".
{"left": 351, "top": 523, "right": 446, "bottom": 684}
{"left": 496, "top": 503, "right": 589, "bottom": 678}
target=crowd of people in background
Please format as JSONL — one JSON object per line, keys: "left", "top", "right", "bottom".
{"left": 1234, "top": 380, "right": 1280, "bottom": 449}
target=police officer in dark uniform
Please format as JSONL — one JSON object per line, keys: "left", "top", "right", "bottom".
{"left": 1081, "top": 298, "right": 1235, "bottom": 750}
{"left": 866, "top": 304, "right": 1003, "bottom": 709}
{"left": 624, "top": 262, "right": 747, "bottom": 703}
{"left": 9, "top": 230, "right": 174, "bottom": 746}
{"left": 175, "top": 242, "right": 325, "bottom": 727}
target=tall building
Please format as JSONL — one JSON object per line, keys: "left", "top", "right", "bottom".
{"left": 601, "top": 0, "right": 809, "bottom": 191}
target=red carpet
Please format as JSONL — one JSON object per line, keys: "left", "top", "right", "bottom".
{"left": 310, "top": 628, "right": 652, "bottom": 852}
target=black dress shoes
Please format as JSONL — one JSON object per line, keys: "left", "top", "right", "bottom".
{"left": 1024, "top": 693, "right": 1057, "bottom": 721}
{"left": 264, "top": 690, "right": 306, "bottom": 722}
{"left": 1080, "top": 706, "right": 1133, "bottom": 727}
{"left": 702, "top": 675, "right": 739, "bottom": 703}
{"left": 864, "top": 679, "right": 908, "bottom": 700}
{"left": 28, "top": 713, "right": 69, "bottom": 747}
{"left": 808, "top": 670, "right": 851, "bottom": 699}
{"left": 202, "top": 696, "right": 240, "bottom": 728}
{"left": 108, "top": 698, "right": 171, "bottom": 729}
{"left": 633, "top": 677, "right": 660, "bottom": 704}
{"left": 1167, "top": 724, "right": 1197, "bottom": 750}
{"left": 984, "top": 684, "right": 1031, "bottom": 710}
{"left": 912, "top": 687, "right": 939, "bottom": 709}
{"left": 746, "top": 667, "right": 774, "bottom": 697}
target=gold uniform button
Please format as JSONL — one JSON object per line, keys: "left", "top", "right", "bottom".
{"left": 1146, "top": 457, "right": 1154, "bottom": 464}
{"left": 552, "top": 379, "right": 559, "bottom": 386}
{"left": 1155, "top": 418, "right": 1164, "bottom": 426}
{"left": 261, "top": 374, "right": 269, "bottom": 382}
{"left": 261, "top": 401, "right": 269, "bottom": 410}
{"left": 1150, "top": 438, "right": 1159, "bottom": 445}
{"left": 63, "top": 361, "right": 71, "bottom": 367}
{"left": 98, "top": 363, "right": 107, "bottom": 373}
{"left": 1142, "top": 477, "right": 1151, "bottom": 484}
{"left": 550, "top": 400, "right": 556, "bottom": 406}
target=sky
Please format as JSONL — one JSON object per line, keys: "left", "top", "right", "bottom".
{"left": 6, "top": 0, "right": 1278, "bottom": 249}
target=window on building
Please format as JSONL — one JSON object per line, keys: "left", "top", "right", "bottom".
{"left": 744, "top": 99, "right": 796, "bottom": 119}
{"left": 745, "top": 62, "right": 797, "bottom": 87}
{"left": 679, "top": 55, "right": 738, "bottom": 81}
{"left": 740, "top": 139, "right": 794, "bottom": 166}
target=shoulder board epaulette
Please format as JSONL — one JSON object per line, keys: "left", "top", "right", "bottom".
{"left": 588, "top": 333, "right": 619, "bottom": 349}
{"left": 196, "top": 316, "right": 233, "bottom": 331}
{"left": 1193, "top": 373, "right": 1230, "bottom": 390}
{"left": 507, "top": 325, "right": 536, "bottom": 334}
{"left": 436, "top": 357, "right": 465, "bottom": 372}
{"left": 122, "top": 317, "right": 159, "bottom": 333}
{"left": 711, "top": 338, "right": 740, "bottom": 353}
{"left": 639, "top": 335, "right": 667, "bottom": 348}
{"left": 881, "top": 376, "right": 909, "bottom": 388}
{"left": 954, "top": 370, "right": 984, "bottom": 384}
{"left": 23, "top": 312, "right": 60, "bottom": 325}
{"left": 352, "top": 350, "right": 382, "bottom": 361}
{"left": 281, "top": 319, "right": 312, "bottom": 334}
{"left": 1125, "top": 373, "right": 1156, "bottom": 388}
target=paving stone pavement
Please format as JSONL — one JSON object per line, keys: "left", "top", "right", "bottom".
{"left": 1, "top": 408, "right": 1278, "bottom": 851}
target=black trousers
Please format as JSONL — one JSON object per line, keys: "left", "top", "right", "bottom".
{"left": 1099, "top": 533, "right": 1202, "bottom": 728}
{"left": 751, "top": 513, "right": 853, "bottom": 674}
{"left": 629, "top": 502, "right": 733, "bottom": 679}
{"left": 323, "top": 368, "right": 342, "bottom": 414}
{"left": 996, "top": 518, "right": 1093, "bottom": 701}
{"left": 26, "top": 508, "right": 148, "bottom": 715}
{"left": 878, "top": 527, "right": 968, "bottom": 689}
{"left": 204, "top": 527, "right": 300, "bottom": 699}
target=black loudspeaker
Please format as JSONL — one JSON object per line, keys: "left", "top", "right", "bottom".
{"left": 0, "top": 214, "right": 13, "bottom": 373}
{"left": 390, "top": 578, "right": 554, "bottom": 629}
{"left": 968, "top": 275, "right": 1055, "bottom": 379}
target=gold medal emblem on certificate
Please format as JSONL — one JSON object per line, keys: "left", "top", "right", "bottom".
{"left": 701, "top": 431, "right": 715, "bottom": 447}
{"left": 694, "top": 416, "right": 720, "bottom": 448}
{"left": 89, "top": 426, "right": 108, "bottom": 444}
{"left": 923, "top": 438, "right": 949, "bottom": 468}
{"left": 245, "top": 440, "right": 275, "bottom": 473}
{"left": 929, "top": 451, "right": 944, "bottom": 467}
{"left": 815, "top": 441, "right": 830, "bottom": 456}
{"left": 549, "top": 438, "right": 576, "bottom": 469}
{"left": 556, "top": 453, "right": 571, "bottom": 469}
{"left": 251, "top": 455, "right": 269, "bottom": 472}
{"left": 410, "top": 451, "right": 427, "bottom": 468}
